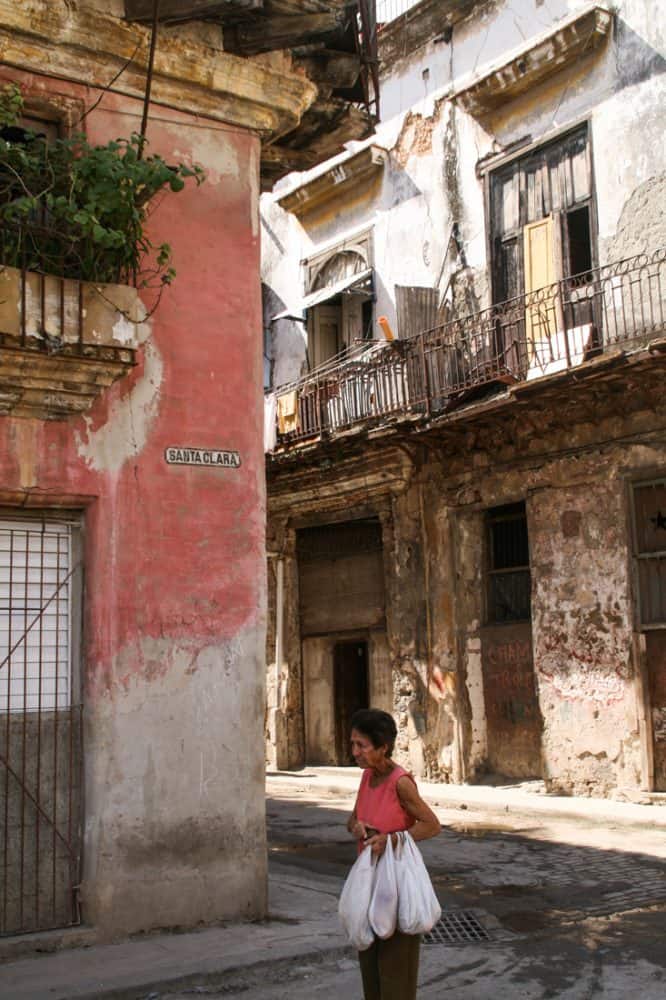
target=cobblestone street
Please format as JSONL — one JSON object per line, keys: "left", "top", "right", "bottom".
{"left": 159, "top": 779, "right": 666, "bottom": 999}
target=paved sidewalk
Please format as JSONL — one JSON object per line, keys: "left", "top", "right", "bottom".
{"left": 267, "top": 766, "right": 666, "bottom": 831}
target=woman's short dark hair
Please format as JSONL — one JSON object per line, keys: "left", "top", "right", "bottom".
{"left": 350, "top": 708, "right": 397, "bottom": 756}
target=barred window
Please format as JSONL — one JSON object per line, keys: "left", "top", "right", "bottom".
{"left": 0, "top": 519, "right": 73, "bottom": 713}
{"left": 487, "top": 503, "right": 531, "bottom": 624}
{"left": 632, "top": 481, "right": 666, "bottom": 628}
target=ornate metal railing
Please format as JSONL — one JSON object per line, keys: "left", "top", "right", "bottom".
{"left": 269, "top": 249, "right": 666, "bottom": 448}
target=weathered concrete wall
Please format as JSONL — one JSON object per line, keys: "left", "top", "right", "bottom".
{"left": 450, "top": 508, "right": 488, "bottom": 778}
{"left": 529, "top": 482, "right": 639, "bottom": 795}
{"left": 0, "top": 66, "right": 267, "bottom": 937}
{"left": 437, "top": 400, "right": 666, "bottom": 793}
{"left": 263, "top": 0, "right": 666, "bottom": 387}
{"left": 267, "top": 385, "right": 666, "bottom": 795}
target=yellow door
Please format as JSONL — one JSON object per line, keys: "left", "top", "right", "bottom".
{"left": 523, "top": 215, "right": 559, "bottom": 356}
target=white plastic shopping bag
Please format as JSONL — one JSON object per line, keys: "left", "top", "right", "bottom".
{"left": 368, "top": 833, "right": 399, "bottom": 939}
{"left": 396, "top": 831, "right": 442, "bottom": 935}
{"left": 338, "top": 844, "right": 376, "bottom": 951}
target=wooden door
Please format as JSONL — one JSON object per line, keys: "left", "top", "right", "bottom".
{"left": 311, "top": 304, "right": 341, "bottom": 369}
{"left": 480, "top": 623, "right": 543, "bottom": 778}
{"left": 334, "top": 641, "right": 369, "bottom": 765}
{"left": 645, "top": 632, "right": 666, "bottom": 789}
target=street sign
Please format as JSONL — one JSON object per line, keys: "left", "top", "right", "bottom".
{"left": 164, "top": 446, "right": 241, "bottom": 468}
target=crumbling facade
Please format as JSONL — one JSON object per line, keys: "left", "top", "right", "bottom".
{"left": 0, "top": 0, "right": 374, "bottom": 943}
{"left": 263, "top": 0, "right": 666, "bottom": 797}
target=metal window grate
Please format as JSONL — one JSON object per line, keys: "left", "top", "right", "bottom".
{"left": 0, "top": 520, "right": 71, "bottom": 713}
{"left": 423, "top": 911, "right": 490, "bottom": 945}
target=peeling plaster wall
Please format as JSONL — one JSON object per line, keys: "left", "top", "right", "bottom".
{"left": 267, "top": 388, "right": 666, "bottom": 794}
{"left": 263, "top": 0, "right": 666, "bottom": 795}
{"left": 263, "top": 0, "right": 666, "bottom": 388}
{"left": 439, "top": 411, "right": 666, "bottom": 794}
{"left": 0, "top": 71, "right": 266, "bottom": 937}
{"left": 529, "top": 482, "right": 639, "bottom": 795}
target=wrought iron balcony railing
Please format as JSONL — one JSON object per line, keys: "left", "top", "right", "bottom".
{"left": 269, "top": 248, "right": 666, "bottom": 449}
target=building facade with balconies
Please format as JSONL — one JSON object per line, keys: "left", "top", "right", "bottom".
{"left": 262, "top": 0, "right": 666, "bottom": 797}
{"left": 0, "top": 0, "right": 376, "bottom": 945}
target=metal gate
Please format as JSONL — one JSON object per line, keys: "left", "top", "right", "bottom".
{"left": 0, "top": 518, "right": 83, "bottom": 936}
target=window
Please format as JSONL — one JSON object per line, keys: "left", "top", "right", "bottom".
{"left": 632, "top": 481, "right": 666, "bottom": 628}
{"left": 487, "top": 503, "right": 531, "bottom": 624}
{"left": 302, "top": 232, "right": 374, "bottom": 370}
{"left": 489, "top": 125, "right": 595, "bottom": 305}
{"left": 0, "top": 518, "right": 79, "bottom": 713}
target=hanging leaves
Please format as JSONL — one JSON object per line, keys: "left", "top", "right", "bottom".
{"left": 0, "top": 84, "right": 205, "bottom": 287}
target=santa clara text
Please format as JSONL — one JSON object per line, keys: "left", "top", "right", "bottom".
{"left": 165, "top": 447, "right": 241, "bottom": 468}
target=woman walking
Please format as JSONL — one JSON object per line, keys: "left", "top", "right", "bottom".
{"left": 346, "top": 708, "right": 441, "bottom": 1000}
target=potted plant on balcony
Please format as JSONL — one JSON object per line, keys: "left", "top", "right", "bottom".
{"left": 0, "top": 83, "right": 204, "bottom": 352}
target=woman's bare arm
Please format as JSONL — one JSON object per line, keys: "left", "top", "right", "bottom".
{"left": 396, "top": 776, "right": 441, "bottom": 842}
{"left": 347, "top": 796, "right": 368, "bottom": 841}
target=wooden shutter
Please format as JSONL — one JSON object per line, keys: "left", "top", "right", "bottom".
{"left": 395, "top": 285, "right": 438, "bottom": 339}
{"left": 523, "top": 215, "right": 563, "bottom": 351}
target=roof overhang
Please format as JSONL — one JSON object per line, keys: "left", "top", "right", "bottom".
{"left": 277, "top": 145, "right": 388, "bottom": 219}
{"left": 0, "top": 0, "right": 317, "bottom": 137}
{"left": 454, "top": 4, "right": 613, "bottom": 117}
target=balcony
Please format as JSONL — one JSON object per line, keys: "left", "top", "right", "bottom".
{"left": 268, "top": 248, "right": 666, "bottom": 451}
{"left": 0, "top": 225, "right": 141, "bottom": 419}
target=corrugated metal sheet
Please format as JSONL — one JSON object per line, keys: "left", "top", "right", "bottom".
{"left": 395, "top": 285, "right": 438, "bottom": 338}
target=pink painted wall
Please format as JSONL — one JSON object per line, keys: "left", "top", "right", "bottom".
{"left": 0, "top": 70, "right": 267, "bottom": 935}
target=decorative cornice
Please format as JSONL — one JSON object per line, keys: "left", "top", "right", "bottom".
{"left": 268, "top": 442, "right": 415, "bottom": 514}
{"left": 277, "top": 144, "right": 387, "bottom": 218}
{"left": 0, "top": 0, "right": 317, "bottom": 137}
{"left": 454, "top": 4, "right": 613, "bottom": 117}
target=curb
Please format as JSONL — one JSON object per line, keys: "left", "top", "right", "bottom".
{"left": 75, "top": 944, "right": 354, "bottom": 1000}
{"left": 0, "top": 930, "right": 353, "bottom": 1000}
{"left": 266, "top": 774, "right": 666, "bottom": 832}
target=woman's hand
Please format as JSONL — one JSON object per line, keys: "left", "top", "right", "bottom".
{"left": 349, "top": 818, "right": 368, "bottom": 842}
{"left": 365, "top": 832, "right": 398, "bottom": 857}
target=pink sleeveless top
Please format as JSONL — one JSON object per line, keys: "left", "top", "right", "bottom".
{"left": 356, "top": 765, "right": 416, "bottom": 838}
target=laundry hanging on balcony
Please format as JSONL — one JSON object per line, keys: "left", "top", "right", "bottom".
{"left": 276, "top": 389, "right": 299, "bottom": 434}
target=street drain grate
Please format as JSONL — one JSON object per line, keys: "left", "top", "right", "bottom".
{"left": 423, "top": 911, "right": 490, "bottom": 945}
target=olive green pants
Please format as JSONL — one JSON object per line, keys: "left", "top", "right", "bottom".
{"left": 358, "top": 930, "right": 420, "bottom": 1000}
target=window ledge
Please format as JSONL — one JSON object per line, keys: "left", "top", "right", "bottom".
{"left": 454, "top": 4, "right": 613, "bottom": 117}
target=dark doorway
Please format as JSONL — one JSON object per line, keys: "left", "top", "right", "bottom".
{"left": 632, "top": 480, "right": 666, "bottom": 790}
{"left": 334, "top": 641, "right": 369, "bottom": 764}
